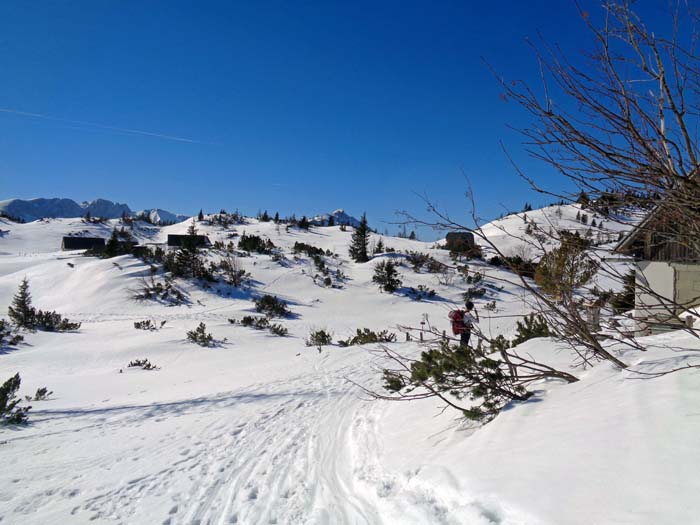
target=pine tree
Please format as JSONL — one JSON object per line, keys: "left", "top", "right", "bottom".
{"left": 84, "top": 210, "right": 91, "bottom": 222}
{"left": 260, "top": 210, "right": 270, "bottom": 222}
{"left": 372, "top": 260, "right": 402, "bottom": 292}
{"left": 172, "top": 219, "right": 204, "bottom": 278}
{"left": 408, "top": 230, "right": 417, "bottom": 240}
{"left": 187, "top": 219, "right": 198, "bottom": 236}
{"left": 8, "top": 278, "right": 34, "bottom": 328}
{"left": 298, "top": 216, "right": 310, "bottom": 229}
{"left": 104, "top": 229, "right": 120, "bottom": 258}
{"left": 349, "top": 213, "right": 370, "bottom": 262}
{"left": 0, "top": 320, "right": 23, "bottom": 347}
{"left": 611, "top": 270, "right": 635, "bottom": 313}
{"left": 198, "top": 209, "right": 204, "bottom": 221}
{"left": 534, "top": 233, "right": 597, "bottom": 300}
{"left": 374, "top": 238, "right": 385, "bottom": 254}
{"left": 186, "top": 322, "right": 213, "bottom": 347}
{"left": 175, "top": 238, "right": 202, "bottom": 278}
{"left": 327, "top": 215, "right": 335, "bottom": 227}
{"left": 273, "top": 212, "right": 280, "bottom": 223}
{"left": 512, "top": 314, "right": 550, "bottom": 346}
{"left": 0, "top": 373, "right": 30, "bottom": 424}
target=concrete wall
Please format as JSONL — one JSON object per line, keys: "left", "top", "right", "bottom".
{"left": 634, "top": 261, "right": 700, "bottom": 332}
{"left": 671, "top": 263, "right": 700, "bottom": 310}
{"left": 635, "top": 261, "right": 676, "bottom": 323}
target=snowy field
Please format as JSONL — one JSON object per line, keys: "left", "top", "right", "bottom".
{"left": 1, "top": 210, "right": 699, "bottom": 524}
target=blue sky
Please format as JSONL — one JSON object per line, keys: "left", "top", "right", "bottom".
{"left": 0, "top": 1, "right": 653, "bottom": 237}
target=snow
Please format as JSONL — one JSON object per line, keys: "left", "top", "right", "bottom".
{"left": 477, "top": 203, "right": 637, "bottom": 260}
{"left": 0, "top": 211, "right": 698, "bottom": 524}
{"left": 380, "top": 335, "right": 700, "bottom": 524}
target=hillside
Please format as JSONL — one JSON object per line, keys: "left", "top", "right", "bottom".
{"left": 476, "top": 203, "right": 639, "bottom": 259}
{"left": 0, "top": 210, "right": 698, "bottom": 524}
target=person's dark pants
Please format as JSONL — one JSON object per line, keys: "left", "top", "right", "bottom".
{"left": 460, "top": 331, "right": 471, "bottom": 347}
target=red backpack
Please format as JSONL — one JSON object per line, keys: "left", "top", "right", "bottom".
{"left": 448, "top": 310, "right": 466, "bottom": 335}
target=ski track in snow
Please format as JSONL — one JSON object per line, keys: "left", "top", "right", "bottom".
{"left": 5, "top": 352, "right": 497, "bottom": 525}
{"left": 0, "top": 299, "right": 485, "bottom": 525}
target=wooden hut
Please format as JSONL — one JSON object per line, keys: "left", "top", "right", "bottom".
{"left": 61, "top": 237, "right": 106, "bottom": 251}
{"left": 166, "top": 234, "right": 211, "bottom": 248}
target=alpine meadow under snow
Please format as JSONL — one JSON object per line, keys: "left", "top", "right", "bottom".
{"left": 0, "top": 203, "right": 699, "bottom": 525}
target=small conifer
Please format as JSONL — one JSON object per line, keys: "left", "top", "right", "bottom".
{"left": 372, "top": 260, "right": 402, "bottom": 292}
{"left": 187, "top": 219, "right": 198, "bottom": 236}
{"left": 349, "top": 213, "right": 370, "bottom": 263}
{"left": 8, "top": 278, "right": 34, "bottom": 328}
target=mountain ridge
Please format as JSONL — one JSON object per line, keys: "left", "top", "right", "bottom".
{"left": 0, "top": 197, "right": 189, "bottom": 225}
{"left": 0, "top": 197, "right": 363, "bottom": 229}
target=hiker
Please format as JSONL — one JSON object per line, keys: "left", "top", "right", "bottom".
{"left": 448, "top": 301, "right": 479, "bottom": 347}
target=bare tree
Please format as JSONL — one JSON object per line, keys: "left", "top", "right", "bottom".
{"left": 368, "top": 2, "right": 700, "bottom": 423}
{"left": 486, "top": 0, "right": 700, "bottom": 335}
{"left": 436, "top": 266, "right": 455, "bottom": 286}
{"left": 219, "top": 253, "right": 248, "bottom": 287}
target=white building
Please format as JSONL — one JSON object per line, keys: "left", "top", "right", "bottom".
{"left": 615, "top": 207, "right": 700, "bottom": 333}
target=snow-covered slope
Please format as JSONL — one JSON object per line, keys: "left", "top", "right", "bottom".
{"left": 0, "top": 210, "right": 697, "bottom": 524}
{"left": 0, "top": 216, "right": 166, "bottom": 254}
{"left": 478, "top": 203, "right": 639, "bottom": 259}
{"left": 0, "top": 197, "right": 185, "bottom": 224}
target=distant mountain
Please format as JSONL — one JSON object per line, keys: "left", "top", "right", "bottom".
{"left": 0, "top": 198, "right": 86, "bottom": 222}
{"left": 310, "top": 209, "right": 361, "bottom": 228}
{"left": 82, "top": 199, "right": 131, "bottom": 220}
{"left": 0, "top": 197, "right": 187, "bottom": 225}
{"left": 136, "top": 208, "right": 189, "bottom": 225}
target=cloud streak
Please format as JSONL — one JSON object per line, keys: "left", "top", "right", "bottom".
{"left": 0, "top": 107, "right": 206, "bottom": 144}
